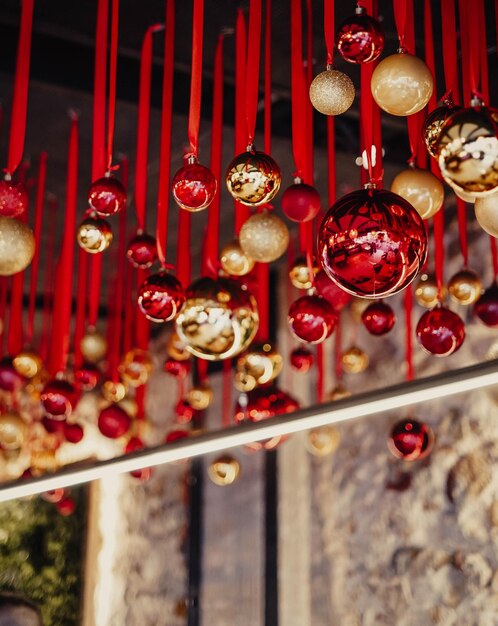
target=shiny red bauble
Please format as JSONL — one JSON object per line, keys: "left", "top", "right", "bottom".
{"left": 361, "top": 301, "right": 396, "bottom": 336}
{"left": 64, "top": 422, "right": 84, "bottom": 444}
{"left": 288, "top": 295, "right": 337, "bottom": 344}
{"left": 163, "top": 358, "right": 190, "bottom": 378}
{"left": 318, "top": 187, "right": 427, "bottom": 298}
{"left": 388, "top": 418, "right": 433, "bottom": 461}
{"left": 98, "top": 405, "right": 131, "bottom": 439}
{"left": 416, "top": 307, "right": 465, "bottom": 357}
{"left": 42, "top": 415, "right": 66, "bottom": 434}
{"left": 0, "top": 358, "right": 24, "bottom": 392}
{"left": 336, "top": 8, "right": 385, "bottom": 64}
{"left": 41, "top": 489, "right": 65, "bottom": 504}
{"left": 73, "top": 363, "right": 101, "bottom": 391}
{"left": 88, "top": 176, "right": 126, "bottom": 216}
{"left": 314, "top": 270, "right": 352, "bottom": 311}
{"left": 0, "top": 179, "right": 29, "bottom": 217}
{"left": 281, "top": 182, "right": 321, "bottom": 222}
{"left": 474, "top": 284, "right": 498, "bottom": 326}
{"left": 175, "top": 399, "right": 199, "bottom": 424}
{"left": 56, "top": 496, "right": 76, "bottom": 516}
{"left": 126, "top": 232, "right": 158, "bottom": 269}
{"left": 290, "top": 346, "right": 314, "bottom": 372}
{"left": 138, "top": 272, "right": 186, "bottom": 323}
{"left": 41, "top": 379, "right": 79, "bottom": 417}
{"left": 171, "top": 159, "right": 217, "bottom": 212}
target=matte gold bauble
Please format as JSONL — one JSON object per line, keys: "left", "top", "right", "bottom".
{"left": 475, "top": 193, "right": 498, "bottom": 237}
{"left": 220, "top": 239, "right": 255, "bottom": 277}
{"left": 166, "top": 331, "right": 191, "bottom": 362}
{"left": 305, "top": 425, "right": 340, "bottom": 457}
{"left": 327, "top": 383, "right": 352, "bottom": 401}
{"left": 390, "top": 168, "right": 444, "bottom": 219}
{"left": 102, "top": 379, "right": 128, "bottom": 403}
{"left": 81, "top": 330, "right": 107, "bottom": 363}
{"left": 235, "top": 343, "right": 283, "bottom": 391}
{"left": 225, "top": 150, "right": 282, "bottom": 207}
{"left": 371, "top": 53, "right": 433, "bottom": 116}
{"left": 208, "top": 454, "right": 240, "bottom": 486}
{"left": 414, "top": 273, "right": 444, "bottom": 308}
{"left": 77, "top": 214, "right": 112, "bottom": 253}
{"left": 341, "top": 346, "right": 369, "bottom": 374}
{"left": 309, "top": 68, "right": 355, "bottom": 116}
{"left": 289, "top": 256, "right": 319, "bottom": 290}
{"left": 119, "top": 349, "right": 153, "bottom": 388}
{"left": 13, "top": 351, "right": 43, "bottom": 379}
{"left": 239, "top": 212, "right": 289, "bottom": 263}
{"left": 0, "top": 412, "right": 26, "bottom": 450}
{"left": 186, "top": 384, "right": 213, "bottom": 410}
{"left": 175, "top": 276, "right": 259, "bottom": 361}
{"left": 448, "top": 269, "right": 483, "bottom": 305}
{"left": 0, "top": 217, "right": 35, "bottom": 276}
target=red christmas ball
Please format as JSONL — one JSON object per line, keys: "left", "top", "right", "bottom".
{"left": 314, "top": 270, "right": 352, "bottom": 311}
{"left": 171, "top": 160, "right": 217, "bottom": 212}
{"left": 0, "top": 358, "right": 24, "bottom": 392}
{"left": 41, "top": 488, "right": 65, "bottom": 504}
{"left": 474, "top": 283, "right": 498, "bottom": 326}
{"left": 126, "top": 232, "right": 158, "bottom": 269}
{"left": 42, "top": 415, "right": 66, "bottom": 434}
{"left": 88, "top": 176, "right": 126, "bottom": 216}
{"left": 388, "top": 418, "right": 433, "bottom": 461}
{"left": 0, "top": 179, "right": 29, "bottom": 218}
{"left": 361, "top": 301, "right": 396, "bottom": 335}
{"left": 56, "top": 496, "right": 76, "bottom": 516}
{"left": 98, "top": 405, "right": 131, "bottom": 439}
{"left": 73, "top": 363, "right": 101, "bottom": 391}
{"left": 281, "top": 182, "right": 321, "bottom": 222}
{"left": 41, "top": 379, "right": 79, "bottom": 417}
{"left": 416, "top": 307, "right": 465, "bottom": 357}
{"left": 165, "top": 429, "right": 189, "bottom": 443}
{"left": 318, "top": 187, "right": 427, "bottom": 298}
{"left": 175, "top": 399, "right": 199, "bottom": 424}
{"left": 64, "top": 422, "right": 84, "bottom": 444}
{"left": 290, "top": 346, "right": 314, "bottom": 372}
{"left": 164, "top": 358, "right": 190, "bottom": 378}
{"left": 336, "top": 8, "right": 385, "bottom": 64}
{"left": 138, "top": 272, "right": 186, "bottom": 323}
{"left": 288, "top": 295, "right": 337, "bottom": 344}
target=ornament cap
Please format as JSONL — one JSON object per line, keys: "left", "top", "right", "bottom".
{"left": 355, "top": 4, "right": 366, "bottom": 14}
{"left": 470, "top": 95, "right": 485, "bottom": 107}
{"left": 186, "top": 154, "right": 197, "bottom": 165}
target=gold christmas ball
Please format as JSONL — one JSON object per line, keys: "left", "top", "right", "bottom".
{"left": 0, "top": 412, "right": 26, "bottom": 450}
{"left": 289, "top": 256, "right": 319, "bottom": 290}
{"left": 186, "top": 384, "right": 213, "bottom": 410}
{"left": 30, "top": 448, "right": 58, "bottom": 473}
{"left": 390, "top": 168, "right": 444, "bottom": 220}
{"left": 166, "top": 331, "right": 191, "bottom": 362}
{"left": 341, "top": 346, "right": 369, "bottom": 374}
{"left": 305, "top": 425, "right": 340, "bottom": 457}
{"left": 371, "top": 53, "right": 433, "bottom": 116}
{"left": 0, "top": 217, "right": 35, "bottom": 276}
{"left": 226, "top": 150, "right": 282, "bottom": 207}
{"left": 448, "top": 269, "right": 483, "bottom": 305}
{"left": 235, "top": 343, "right": 283, "bottom": 391}
{"left": 438, "top": 106, "right": 498, "bottom": 197}
{"left": 220, "top": 239, "right": 255, "bottom": 277}
{"left": 77, "top": 214, "right": 113, "bottom": 254}
{"left": 327, "top": 383, "right": 352, "bottom": 401}
{"left": 309, "top": 68, "right": 355, "bottom": 116}
{"left": 102, "top": 379, "right": 128, "bottom": 403}
{"left": 414, "top": 273, "right": 444, "bottom": 308}
{"left": 475, "top": 193, "right": 498, "bottom": 237}
{"left": 234, "top": 371, "right": 257, "bottom": 392}
{"left": 239, "top": 212, "right": 289, "bottom": 263}
{"left": 208, "top": 454, "right": 240, "bottom": 486}
{"left": 13, "top": 351, "right": 43, "bottom": 379}
{"left": 422, "top": 102, "right": 462, "bottom": 158}
{"left": 454, "top": 188, "right": 477, "bottom": 203}
{"left": 119, "top": 349, "right": 153, "bottom": 388}
{"left": 81, "top": 330, "right": 107, "bottom": 363}
{"left": 175, "top": 276, "right": 259, "bottom": 361}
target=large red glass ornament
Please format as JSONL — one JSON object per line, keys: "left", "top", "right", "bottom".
{"left": 73, "top": 363, "right": 101, "bottom": 391}
{"left": 41, "top": 379, "right": 79, "bottom": 417}
{"left": 172, "top": 158, "right": 217, "bottom": 212}
{"left": 56, "top": 496, "right": 76, "bottom": 516}
{"left": 361, "top": 301, "right": 396, "bottom": 336}
{"left": 0, "top": 179, "right": 29, "bottom": 218}
{"left": 336, "top": 7, "right": 385, "bottom": 64}
{"left": 138, "top": 272, "right": 185, "bottom": 323}
{"left": 318, "top": 187, "right": 427, "bottom": 298}
{"left": 290, "top": 346, "right": 314, "bottom": 372}
{"left": 126, "top": 232, "right": 158, "bottom": 269}
{"left": 0, "top": 358, "right": 24, "bottom": 392}
{"left": 64, "top": 422, "right": 84, "bottom": 444}
{"left": 41, "top": 415, "right": 66, "bottom": 434}
{"left": 416, "top": 307, "right": 465, "bottom": 357}
{"left": 314, "top": 270, "right": 352, "bottom": 311}
{"left": 88, "top": 176, "right": 127, "bottom": 216}
{"left": 474, "top": 283, "right": 498, "bottom": 326}
{"left": 288, "top": 295, "right": 338, "bottom": 344}
{"left": 281, "top": 181, "right": 321, "bottom": 223}
{"left": 98, "top": 404, "right": 131, "bottom": 439}
{"left": 388, "top": 418, "right": 434, "bottom": 461}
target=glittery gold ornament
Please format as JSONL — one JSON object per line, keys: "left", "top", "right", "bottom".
{"left": 414, "top": 273, "right": 444, "bottom": 308}
{"left": 166, "top": 331, "right": 191, "bottom": 362}
{"left": 239, "top": 211, "right": 289, "bottom": 263}
{"left": 119, "top": 349, "right": 153, "bottom": 388}
{"left": 208, "top": 454, "right": 240, "bottom": 486}
{"left": 175, "top": 276, "right": 259, "bottom": 361}
{"left": 81, "top": 330, "right": 107, "bottom": 363}
{"left": 226, "top": 149, "right": 282, "bottom": 206}
{"left": 186, "top": 384, "right": 213, "bottom": 410}
{"left": 327, "top": 383, "right": 352, "bottom": 401}
{"left": 235, "top": 343, "right": 283, "bottom": 392}
{"left": 220, "top": 239, "right": 255, "bottom": 276}
{"left": 422, "top": 102, "right": 461, "bottom": 157}
{"left": 371, "top": 52, "right": 433, "bottom": 116}
{"left": 309, "top": 68, "right": 355, "bottom": 116}
{"left": 77, "top": 214, "right": 112, "bottom": 253}
{"left": 448, "top": 269, "right": 483, "bottom": 305}
{"left": 289, "top": 256, "right": 319, "bottom": 290}
{"left": 341, "top": 346, "right": 369, "bottom": 374}
{"left": 305, "top": 425, "right": 340, "bottom": 457}
{"left": 0, "top": 217, "right": 35, "bottom": 276}
{"left": 102, "top": 379, "right": 128, "bottom": 403}
{"left": 0, "top": 412, "right": 26, "bottom": 450}
{"left": 13, "top": 351, "right": 43, "bottom": 379}
{"left": 390, "top": 168, "right": 444, "bottom": 220}
{"left": 475, "top": 193, "right": 498, "bottom": 237}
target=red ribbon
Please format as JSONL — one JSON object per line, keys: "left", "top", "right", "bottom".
{"left": 187, "top": 0, "right": 204, "bottom": 157}
{"left": 246, "top": 0, "right": 262, "bottom": 146}
{"left": 477, "top": 0, "right": 489, "bottom": 104}
{"left": 176, "top": 210, "right": 191, "bottom": 288}
{"left": 316, "top": 344, "right": 324, "bottom": 403}
{"left": 404, "top": 285, "right": 414, "bottom": 382}
{"left": 327, "top": 117, "right": 336, "bottom": 206}
{"left": 256, "top": 262, "right": 270, "bottom": 341}
{"left": 234, "top": 10, "right": 249, "bottom": 234}
{"left": 456, "top": 199, "right": 469, "bottom": 266}
{"left": 393, "top": 0, "right": 408, "bottom": 51}
{"left": 324, "top": 0, "right": 334, "bottom": 66}
{"left": 73, "top": 250, "right": 88, "bottom": 370}
{"left": 432, "top": 207, "right": 445, "bottom": 299}
{"left": 7, "top": 262, "right": 25, "bottom": 357}
{"left": 334, "top": 314, "right": 342, "bottom": 381}
{"left": 440, "top": 0, "right": 459, "bottom": 101}
{"left": 290, "top": 0, "right": 306, "bottom": 180}
{"left": 106, "top": 0, "right": 119, "bottom": 171}
{"left": 6, "top": 0, "right": 34, "bottom": 176}
{"left": 222, "top": 359, "right": 232, "bottom": 428}
{"left": 264, "top": 0, "right": 272, "bottom": 154}
{"left": 40, "top": 197, "right": 57, "bottom": 363}
{"left": 491, "top": 238, "right": 498, "bottom": 280}
{"left": 0, "top": 279, "right": 7, "bottom": 357}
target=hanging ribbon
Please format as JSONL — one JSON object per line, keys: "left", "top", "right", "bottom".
{"left": 106, "top": 0, "right": 120, "bottom": 171}
{"left": 324, "top": 0, "right": 334, "bottom": 66}
{"left": 6, "top": 0, "right": 34, "bottom": 177}
{"left": 234, "top": 10, "right": 249, "bottom": 234}
{"left": 256, "top": 262, "right": 270, "bottom": 341}
{"left": 403, "top": 285, "right": 414, "bottom": 381}
{"left": 327, "top": 117, "right": 336, "bottom": 206}
{"left": 393, "top": 0, "right": 408, "bottom": 51}
{"left": 0, "top": 279, "right": 7, "bottom": 357}
{"left": 135, "top": 267, "right": 150, "bottom": 420}
{"left": 264, "top": 0, "right": 272, "bottom": 155}
{"left": 491, "top": 238, "right": 498, "bottom": 281}
{"left": 40, "top": 197, "right": 57, "bottom": 363}
{"left": 290, "top": 0, "right": 307, "bottom": 181}
{"left": 176, "top": 210, "right": 191, "bottom": 288}
{"left": 440, "top": 0, "right": 459, "bottom": 102}
{"left": 477, "top": 0, "right": 489, "bottom": 104}
{"left": 222, "top": 359, "right": 232, "bottom": 428}
{"left": 334, "top": 315, "right": 342, "bottom": 382}
{"left": 246, "top": 0, "right": 262, "bottom": 146}
{"left": 73, "top": 250, "right": 88, "bottom": 370}
{"left": 456, "top": 199, "right": 469, "bottom": 266}
{"left": 316, "top": 344, "right": 324, "bottom": 404}
{"left": 433, "top": 209, "right": 445, "bottom": 299}
{"left": 187, "top": 0, "right": 204, "bottom": 157}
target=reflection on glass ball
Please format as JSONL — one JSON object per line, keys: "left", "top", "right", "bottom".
{"left": 98, "top": 404, "right": 131, "bottom": 439}
{"left": 0, "top": 217, "right": 35, "bottom": 276}
{"left": 390, "top": 168, "right": 444, "bottom": 220}
{"left": 172, "top": 160, "right": 217, "bottom": 212}
{"left": 186, "top": 385, "right": 213, "bottom": 410}
{"left": 208, "top": 455, "right": 240, "bottom": 486}
{"left": 416, "top": 306, "right": 465, "bottom": 356}
{"left": 41, "top": 379, "right": 79, "bottom": 418}
{"left": 77, "top": 214, "right": 112, "bottom": 254}
{"left": 80, "top": 330, "right": 107, "bottom": 363}
{"left": 13, "top": 351, "right": 43, "bottom": 379}
{"left": 336, "top": 8, "right": 384, "bottom": 64}
{"left": 0, "top": 179, "right": 29, "bottom": 218}
{"left": 137, "top": 272, "right": 185, "bottom": 323}
{"left": 119, "top": 349, "right": 153, "bottom": 388}
{"left": 448, "top": 269, "right": 482, "bottom": 305}
{"left": 220, "top": 239, "right": 255, "bottom": 276}
{"left": 474, "top": 283, "right": 498, "bottom": 327}
{"left": 281, "top": 182, "right": 321, "bottom": 222}
{"left": 422, "top": 102, "right": 462, "bottom": 157}
{"left": 0, "top": 412, "right": 26, "bottom": 450}
{"left": 361, "top": 301, "right": 396, "bottom": 335}
{"left": 305, "top": 425, "right": 340, "bottom": 457}
{"left": 226, "top": 150, "right": 281, "bottom": 207}
{"left": 126, "top": 232, "right": 158, "bottom": 269}
{"left": 342, "top": 346, "right": 369, "bottom": 374}
{"left": 388, "top": 418, "right": 433, "bottom": 461}
{"left": 288, "top": 295, "right": 337, "bottom": 344}
{"left": 290, "top": 346, "right": 314, "bottom": 372}
{"left": 289, "top": 256, "right": 319, "bottom": 290}
{"left": 475, "top": 192, "right": 498, "bottom": 237}
{"left": 414, "top": 273, "right": 444, "bottom": 309}
{"left": 236, "top": 343, "right": 283, "bottom": 390}
{"left": 88, "top": 176, "right": 127, "bottom": 216}
{"left": 101, "top": 379, "right": 128, "bottom": 403}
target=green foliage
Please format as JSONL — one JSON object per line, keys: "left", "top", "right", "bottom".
{"left": 0, "top": 489, "right": 86, "bottom": 626}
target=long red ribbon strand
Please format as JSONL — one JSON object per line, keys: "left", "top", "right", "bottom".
{"left": 393, "top": 0, "right": 408, "bottom": 51}
{"left": 106, "top": 0, "right": 120, "bottom": 171}
{"left": 404, "top": 285, "right": 414, "bottom": 381}
{"left": 40, "top": 197, "right": 57, "bottom": 363}
{"left": 222, "top": 359, "right": 232, "bottom": 428}
{"left": 234, "top": 10, "right": 249, "bottom": 234}
{"left": 264, "top": 0, "right": 272, "bottom": 155}
{"left": 246, "top": 0, "right": 263, "bottom": 146}
{"left": 324, "top": 0, "right": 334, "bottom": 65}
{"left": 441, "top": 0, "right": 459, "bottom": 101}
{"left": 187, "top": 0, "right": 204, "bottom": 157}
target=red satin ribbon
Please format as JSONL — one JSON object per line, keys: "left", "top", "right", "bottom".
{"left": 324, "top": 0, "right": 334, "bottom": 65}
{"left": 432, "top": 208, "right": 445, "bottom": 298}
{"left": 7, "top": 262, "right": 25, "bottom": 357}
{"left": 441, "top": 0, "right": 459, "bottom": 101}
{"left": 327, "top": 117, "right": 336, "bottom": 206}
{"left": 477, "top": 0, "right": 489, "bottom": 104}
{"left": 176, "top": 210, "right": 191, "bottom": 288}
{"left": 456, "top": 199, "right": 469, "bottom": 266}
{"left": 334, "top": 314, "right": 342, "bottom": 381}
{"left": 234, "top": 10, "right": 249, "bottom": 234}
{"left": 40, "top": 197, "right": 57, "bottom": 362}
{"left": 264, "top": 0, "right": 272, "bottom": 154}
{"left": 246, "top": 0, "right": 262, "bottom": 146}
{"left": 73, "top": 250, "right": 88, "bottom": 369}
{"left": 0, "top": 279, "right": 7, "bottom": 357}
{"left": 187, "top": 0, "right": 204, "bottom": 157}
{"left": 404, "top": 285, "right": 414, "bottom": 381}
{"left": 6, "top": 0, "right": 34, "bottom": 176}
{"left": 222, "top": 359, "right": 232, "bottom": 428}
{"left": 290, "top": 0, "right": 306, "bottom": 180}
{"left": 123, "top": 260, "right": 134, "bottom": 355}
{"left": 316, "top": 344, "right": 324, "bottom": 403}
{"left": 491, "top": 238, "right": 498, "bottom": 280}
{"left": 256, "top": 262, "right": 270, "bottom": 341}
{"left": 106, "top": 0, "right": 119, "bottom": 170}
{"left": 393, "top": 0, "right": 408, "bottom": 51}
{"left": 466, "top": 0, "right": 483, "bottom": 99}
